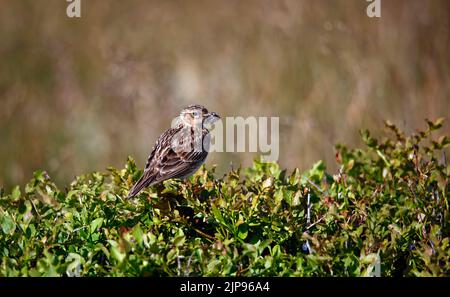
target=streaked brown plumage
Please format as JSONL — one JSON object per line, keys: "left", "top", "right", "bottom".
{"left": 127, "top": 104, "right": 220, "bottom": 198}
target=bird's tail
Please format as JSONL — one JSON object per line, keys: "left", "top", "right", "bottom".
{"left": 127, "top": 172, "right": 154, "bottom": 199}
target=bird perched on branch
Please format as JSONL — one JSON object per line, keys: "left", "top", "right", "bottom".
{"left": 127, "top": 104, "right": 220, "bottom": 198}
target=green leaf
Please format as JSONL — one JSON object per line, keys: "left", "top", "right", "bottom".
{"left": 166, "top": 249, "right": 177, "bottom": 263}
{"left": 26, "top": 223, "right": 36, "bottom": 238}
{"left": 360, "top": 129, "right": 377, "bottom": 148}
{"left": 307, "top": 160, "right": 326, "bottom": 181}
{"left": 132, "top": 224, "right": 144, "bottom": 244}
{"left": 11, "top": 186, "right": 21, "bottom": 201}
{"left": 90, "top": 217, "right": 103, "bottom": 234}
{"left": 237, "top": 223, "right": 249, "bottom": 240}
{"left": 66, "top": 253, "right": 85, "bottom": 277}
{"left": 426, "top": 117, "right": 445, "bottom": 131}
{"left": 438, "top": 135, "right": 450, "bottom": 148}
{"left": 33, "top": 170, "right": 47, "bottom": 182}
{"left": 110, "top": 246, "right": 126, "bottom": 263}
{"left": 211, "top": 205, "right": 225, "bottom": 225}
{"left": 271, "top": 245, "right": 281, "bottom": 258}
{"left": 1, "top": 213, "right": 16, "bottom": 235}
{"left": 173, "top": 235, "right": 186, "bottom": 247}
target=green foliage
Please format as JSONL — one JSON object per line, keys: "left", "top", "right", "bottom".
{"left": 0, "top": 120, "right": 449, "bottom": 276}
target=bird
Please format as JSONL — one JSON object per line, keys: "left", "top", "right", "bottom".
{"left": 127, "top": 104, "right": 220, "bottom": 198}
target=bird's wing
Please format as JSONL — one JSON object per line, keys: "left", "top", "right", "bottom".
{"left": 127, "top": 126, "right": 208, "bottom": 198}
{"left": 152, "top": 145, "right": 207, "bottom": 183}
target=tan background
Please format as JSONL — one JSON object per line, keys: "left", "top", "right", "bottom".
{"left": 0, "top": 0, "right": 449, "bottom": 190}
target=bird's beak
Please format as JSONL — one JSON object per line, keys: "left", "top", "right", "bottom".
{"left": 203, "top": 112, "right": 221, "bottom": 129}
{"left": 207, "top": 112, "right": 220, "bottom": 120}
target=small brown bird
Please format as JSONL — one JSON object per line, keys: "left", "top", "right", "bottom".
{"left": 127, "top": 104, "right": 220, "bottom": 198}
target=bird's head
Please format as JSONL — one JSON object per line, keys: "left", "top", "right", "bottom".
{"left": 179, "top": 104, "right": 220, "bottom": 130}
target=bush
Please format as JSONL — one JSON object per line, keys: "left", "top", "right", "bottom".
{"left": 0, "top": 120, "right": 449, "bottom": 276}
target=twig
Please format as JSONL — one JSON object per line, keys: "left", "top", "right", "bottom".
{"left": 185, "top": 254, "right": 193, "bottom": 276}
{"left": 306, "top": 216, "right": 325, "bottom": 230}
{"left": 304, "top": 191, "right": 315, "bottom": 254}
{"left": 369, "top": 185, "right": 383, "bottom": 200}
{"left": 305, "top": 240, "right": 312, "bottom": 254}
{"left": 408, "top": 183, "right": 418, "bottom": 201}
{"left": 177, "top": 255, "right": 184, "bottom": 276}
{"left": 307, "top": 192, "right": 311, "bottom": 225}
{"left": 29, "top": 198, "right": 42, "bottom": 220}
{"left": 428, "top": 240, "right": 436, "bottom": 255}
{"left": 73, "top": 226, "right": 88, "bottom": 233}
{"left": 193, "top": 227, "right": 215, "bottom": 241}
{"left": 305, "top": 177, "right": 323, "bottom": 194}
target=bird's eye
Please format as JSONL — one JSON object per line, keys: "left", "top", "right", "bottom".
{"left": 192, "top": 111, "right": 200, "bottom": 118}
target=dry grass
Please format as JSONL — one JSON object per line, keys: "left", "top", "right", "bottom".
{"left": 0, "top": 0, "right": 449, "bottom": 189}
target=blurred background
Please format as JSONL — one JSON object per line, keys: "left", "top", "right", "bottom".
{"left": 0, "top": 0, "right": 449, "bottom": 190}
